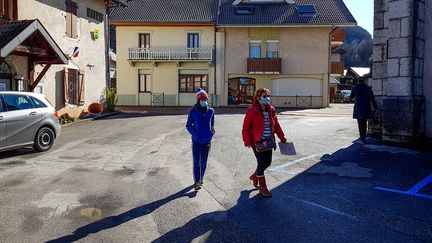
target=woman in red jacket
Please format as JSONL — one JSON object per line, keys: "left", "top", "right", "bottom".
{"left": 242, "top": 88, "right": 287, "bottom": 197}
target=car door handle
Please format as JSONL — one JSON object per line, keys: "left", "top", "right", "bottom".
{"left": 29, "top": 112, "right": 37, "bottom": 116}
{"left": 0, "top": 116, "right": 3, "bottom": 120}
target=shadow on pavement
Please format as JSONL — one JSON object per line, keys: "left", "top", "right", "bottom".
{"left": 154, "top": 141, "right": 432, "bottom": 242}
{"left": 48, "top": 141, "right": 432, "bottom": 242}
{"left": 0, "top": 148, "right": 37, "bottom": 160}
{"left": 46, "top": 186, "right": 197, "bottom": 243}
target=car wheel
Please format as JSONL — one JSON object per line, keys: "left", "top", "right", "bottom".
{"left": 34, "top": 127, "right": 55, "bottom": 152}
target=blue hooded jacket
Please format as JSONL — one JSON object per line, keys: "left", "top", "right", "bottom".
{"left": 350, "top": 83, "right": 378, "bottom": 119}
{"left": 186, "top": 105, "right": 215, "bottom": 144}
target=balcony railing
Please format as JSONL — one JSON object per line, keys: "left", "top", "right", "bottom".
{"left": 128, "top": 48, "right": 213, "bottom": 61}
{"left": 331, "top": 61, "right": 344, "bottom": 75}
{"left": 331, "top": 29, "right": 345, "bottom": 43}
{"left": 247, "top": 58, "right": 282, "bottom": 74}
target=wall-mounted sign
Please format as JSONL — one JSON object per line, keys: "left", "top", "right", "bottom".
{"left": 92, "top": 28, "right": 100, "bottom": 40}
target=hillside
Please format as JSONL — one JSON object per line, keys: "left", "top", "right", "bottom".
{"left": 341, "top": 26, "right": 373, "bottom": 68}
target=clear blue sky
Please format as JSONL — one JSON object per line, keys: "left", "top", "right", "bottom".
{"left": 343, "top": 0, "right": 374, "bottom": 36}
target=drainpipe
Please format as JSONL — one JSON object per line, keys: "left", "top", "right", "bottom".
{"left": 328, "top": 25, "right": 338, "bottom": 107}
{"left": 411, "top": 0, "right": 419, "bottom": 94}
{"left": 105, "top": 1, "right": 110, "bottom": 89}
{"left": 411, "top": 0, "right": 422, "bottom": 138}
{"left": 213, "top": 23, "right": 217, "bottom": 106}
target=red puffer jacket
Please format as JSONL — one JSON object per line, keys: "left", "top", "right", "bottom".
{"left": 242, "top": 101, "right": 286, "bottom": 147}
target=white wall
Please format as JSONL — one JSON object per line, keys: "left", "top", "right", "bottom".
{"left": 19, "top": 0, "right": 107, "bottom": 110}
{"left": 271, "top": 78, "right": 322, "bottom": 96}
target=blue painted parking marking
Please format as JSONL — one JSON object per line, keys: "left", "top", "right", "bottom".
{"left": 375, "top": 173, "right": 432, "bottom": 200}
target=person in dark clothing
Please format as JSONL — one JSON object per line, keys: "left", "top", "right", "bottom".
{"left": 242, "top": 88, "right": 287, "bottom": 197}
{"left": 350, "top": 78, "right": 379, "bottom": 144}
{"left": 186, "top": 88, "right": 215, "bottom": 190}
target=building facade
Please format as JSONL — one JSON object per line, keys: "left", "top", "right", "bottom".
{"left": 216, "top": 0, "right": 354, "bottom": 108}
{"left": 372, "top": 0, "right": 431, "bottom": 144}
{"left": 112, "top": 0, "right": 356, "bottom": 108}
{"left": 0, "top": 0, "right": 126, "bottom": 117}
{"left": 111, "top": 0, "right": 217, "bottom": 107}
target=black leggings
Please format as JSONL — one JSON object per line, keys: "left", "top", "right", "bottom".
{"left": 253, "top": 148, "right": 273, "bottom": 176}
{"left": 357, "top": 119, "right": 367, "bottom": 141}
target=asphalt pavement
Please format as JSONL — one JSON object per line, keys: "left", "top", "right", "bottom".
{"left": 0, "top": 104, "right": 431, "bottom": 242}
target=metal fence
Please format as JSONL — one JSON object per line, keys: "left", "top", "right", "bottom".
{"left": 151, "top": 93, "right": 164, "bottom": 106}
{"left": 271, "top": 95, "right": 323, "bottom": 108}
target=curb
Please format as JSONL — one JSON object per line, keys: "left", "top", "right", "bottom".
{"left": 61, "top": 111, "right": 120, "bottom": 127}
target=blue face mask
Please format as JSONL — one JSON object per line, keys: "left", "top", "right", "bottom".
{"left": 260, "top": 97, "right": 270, "bottom": 104}
{"left": 200, "top": 100, "right": 208, "bottom": 107}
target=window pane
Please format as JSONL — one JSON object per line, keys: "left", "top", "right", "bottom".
{"left": 266, "top": 51, "right": 278, "bottom": 58}
{"left": 194, "top": 75, "right": 201, "bottom": 91}
{"left": 188, "top": 35, "right": 192, "bottom": 48}
{"left": 188, "top": 34, "right": 199, "bottom": 48}
{"left": 31, "top": 97, "right": 47, "bottom": 108}
{"left": 145, "top": 35, "right": 150, "bottom": 48}
{"left": 3, "top": 95, "right": 33, "bottom": 111}
{"left": 267, "top": 42, "right": 278, "bottom": 58}
{"left": 194, "top": 35, "right": 199, "bottom": 48}
{"left": 249, "top": 44, "right": 261, "bottom": 58}
{"left": 201, "top": 75, "right": 207, "bottom": 91}
{"left": 180, "top": 76, "right": 187, "bottom": 92}
{"left": 187, "top": 76, "right": 194, "bottom": 92}
{"left": 140, "top": 34, "right": 150, "bottom": 48}
{"left": 139, "top": 74, "right": 145, "bottom": 92}
{"left": 145, "top": 74, "right": 151, "bottom": 92}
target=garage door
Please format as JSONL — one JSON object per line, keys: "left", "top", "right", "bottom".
{"left": 271, "top": 78, "right": 322, "bottom": 96}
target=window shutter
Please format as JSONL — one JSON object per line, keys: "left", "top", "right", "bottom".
{"left": 65, "top": 2, "right": 72, "bottom": 37}
{"left": 66, "top": 1, "right": 77, "bottom": 38}
{"left": 12, "top": 0, "right": 17, "bottom": 20}
{"left": 63, "top": 68, "right": 69, "bottom": 104}
{"left": 0, "top": 0, "right": 5, "bottom": 18}
{"left": 71, "top": 8, "right": 77, "bottom": 38}
{"left": 78, "top": 72, "right": 85, "bottom": 105}
{"left": 6, "top": 0, "right": 13, "bottom": 20}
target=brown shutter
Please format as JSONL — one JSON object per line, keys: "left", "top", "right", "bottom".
{"left": 71, "top": 5, "right": 77, "bottom": 38}
{"left": 0, "top": 0, "right": 5, "bottom": 18}
{"left": 78, "top": 71, "right": 85, "bottom": 105}
{"left": 6, "top": 0, "right": 12, "bottom": 20}
{"left": 12, "top": 0, "right": 17, "bottom": 20}
{"left": 65, "top": 1, "right": 77, "bottom": 38}
{"left": 65, "top": 2, "right": 72, "bottom": 37}
{"left": 63, "top": 68, "right": 69, "bottom": 105}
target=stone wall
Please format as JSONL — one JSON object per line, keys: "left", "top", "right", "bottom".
{"left": 372, "top": 0, "right": 428, "bottom": 143}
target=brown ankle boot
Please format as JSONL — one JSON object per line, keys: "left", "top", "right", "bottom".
{"left": 257, "top": 176, "right": 272, "bottom": 197}
{"left": 249, "top": 171, "right": 258, "bottom": 188}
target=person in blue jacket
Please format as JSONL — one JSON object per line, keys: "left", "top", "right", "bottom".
{"left": 186, "top": 88, "right": 215, "bottom": 190}
{"left": 350, "top": 78, "right": 378, "bottom": 144}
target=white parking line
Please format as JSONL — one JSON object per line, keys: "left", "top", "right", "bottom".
{"left": 269, "top": 153, "right": 326, "bottom": 171}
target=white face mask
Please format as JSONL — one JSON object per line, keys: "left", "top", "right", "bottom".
{"left": 199, "top": 100, "right": 208, "bottom": 107}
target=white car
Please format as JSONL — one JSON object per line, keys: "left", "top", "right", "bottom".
{"left": 0, "top": 91, "right": 61, "bottom": 152}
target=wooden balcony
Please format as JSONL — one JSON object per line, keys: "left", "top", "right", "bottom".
{"left": 128, "top": 48, "right": 213, "bottom": 62}
{"left": 331, "top": 29, "right": 345, "bottom": 43}
{"left": 331, "top": 61, "right": 344, "bottom": 75}
{"left": 247, "top": 58, "right": 281, "bottom": 74}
